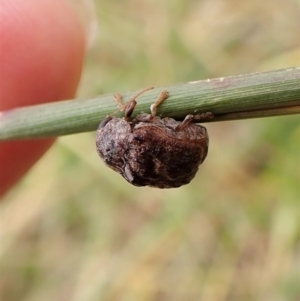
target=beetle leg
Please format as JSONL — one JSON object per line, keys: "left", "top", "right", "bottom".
{"left": 193, "top": 112, "right": 214, "bottom": 120}
{"left": 114, "top": 93, "right": 136, "bottom": 121}
{"left": 114, "top": 87, "right": 154, "bottom": 121}
{"left": 176, "top": 114, "right": 194, "bottom": 131}
{"left": 114, "top": 93, "right": 125, "bottom": 111}
{"left": 98, "top": 115, "right": 113, "bottom": 129}
{"left": 176, "top": 112, "right": 214, "bottom": 131}
{"left": 150, "top": 90, "right": 169, "bottom": 118}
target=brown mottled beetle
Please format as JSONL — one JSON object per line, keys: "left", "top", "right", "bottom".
{"left": 96, "top": 87, "right": 211, "bottom": 188}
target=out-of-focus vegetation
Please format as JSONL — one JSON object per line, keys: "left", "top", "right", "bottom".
{"left": 0, "top": 0, "right": 299, "bottom": 300}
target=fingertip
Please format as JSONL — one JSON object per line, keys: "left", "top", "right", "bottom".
{"left": 0, "top": 0, "right": 86, "bottom": 197}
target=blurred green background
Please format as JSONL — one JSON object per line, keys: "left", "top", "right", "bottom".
{"left": 1, "top": 0, "right": 299, "bottom": 300}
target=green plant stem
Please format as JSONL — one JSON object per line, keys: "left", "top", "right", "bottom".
{"left": 0, "top": 67, "right": 299, "bottom": 140}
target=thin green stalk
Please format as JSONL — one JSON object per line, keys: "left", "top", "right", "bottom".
{"left": 0, "top": 67, "right": 299, "bottom": 140}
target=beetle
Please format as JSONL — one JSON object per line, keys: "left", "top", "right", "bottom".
{"left": 96, "top": 87, "right": 211, "bottom": 188}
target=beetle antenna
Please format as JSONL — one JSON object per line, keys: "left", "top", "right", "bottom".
{"left": 130, "top": 87, "right": 154, "bottom": 101}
